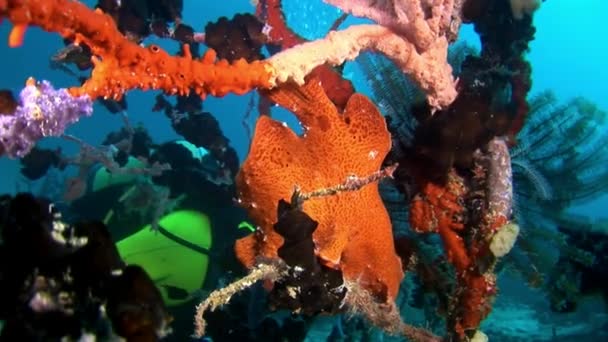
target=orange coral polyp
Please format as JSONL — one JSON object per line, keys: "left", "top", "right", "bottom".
{"left": 409, "top": 169, "right": 505, "bottom": 337}
{"left": 8, "top": 23, "right": 26, "bottom": 47}
{"left": 235, "top": 79, "right": 403, "bottom": 300}
{"left": 410, "top": 176, "right": 466, "bottom": 234}
{"left": 1, "top": 0, "right": 273, "bottom": 100}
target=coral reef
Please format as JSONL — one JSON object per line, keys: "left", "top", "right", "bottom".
{"left": 5, "top": 0, "right": 606, "bottom": 341}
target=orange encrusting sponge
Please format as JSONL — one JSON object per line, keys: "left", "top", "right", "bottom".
{"left": 235, "top": 79, "right": 404, "bottom": 301}
{"left": 0, "top": 0, "right": 273, "bottom": 100}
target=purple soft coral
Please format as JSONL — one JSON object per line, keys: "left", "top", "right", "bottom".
{"left": 0, "top": 79, "right": 93, "bottom": 158}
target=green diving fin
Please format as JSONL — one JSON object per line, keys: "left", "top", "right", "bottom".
{"left": 116, "top": 210, "right": 213, "bottom": 306}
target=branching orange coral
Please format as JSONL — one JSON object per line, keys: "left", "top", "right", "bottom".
{"left": 235, "top": 79, "right": 403, "bottom": 300}
{"left": 410, "top": 172, "right": 469, "bottom": 271}
{"left": 1, "top": 0, "right": 459, "bottom": 110}
{"left": 0, "top": 0, "right": 272, "bottom": 100}
{"left": 256, "top": 0, "right": 355, "bottom": 109}
{"left": 409, "top": 168, "right": 504, "bottom": 339}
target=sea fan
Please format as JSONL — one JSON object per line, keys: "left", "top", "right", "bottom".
{"left": 357, "top": 51, "right": 421, "bottom": 143}
{"left": 507, "top": 91, "right": 608, "bottom": 286}
{"left": 513, "top": 91, "right": 608, "bottom": 213}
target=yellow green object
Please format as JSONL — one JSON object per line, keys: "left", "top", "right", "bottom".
{"left": 91, "top": 156, "right": 145, "bottom": 192}
{"left": 238, "top": 220, "right": 256, "bottom": 232}
{"left": 116, "top": 210, "right": 212, "bottom": 307}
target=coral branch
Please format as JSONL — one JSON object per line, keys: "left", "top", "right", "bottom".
{"left": 0, "top": 0, "right": 273, "bottom": 100}
{"left": 325, "top": 0, "right": 463, "bottom": 50}
{"left": 321, "top": 0, "right": 465, "bottom": 108}
{"left": 409, "top": 138, "right": 517, "bottom": 339}
{"left": 193, "top": 261, "right": 288, "bottom": 338}
{"left": 2, "top": 0, "right": 459, "bottom": 109}
{"left": 292, "top": 163, "right": 398, "bottom": 208}
{"left": 256, "top": 0, "right": 355, "bottom": 109}
{"left": 256, "top": 0, "right": 305, "bottom": 49}
{"left": 344, "top": 280, "right": 442, "bottom": 342}
{"left": 267, "top": 24, "right": 457, "bottom": 109}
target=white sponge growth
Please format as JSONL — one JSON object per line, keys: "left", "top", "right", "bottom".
{"left": 490, "top": 223, "right": 520, "bottom": 258}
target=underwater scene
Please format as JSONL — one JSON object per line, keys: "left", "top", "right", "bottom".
{"left": 0, "top": 0, "right": 607, "bottom": 341}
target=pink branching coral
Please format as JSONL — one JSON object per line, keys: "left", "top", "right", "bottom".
{"left": 323, "top": 0, "right": 464, "bottom": 109}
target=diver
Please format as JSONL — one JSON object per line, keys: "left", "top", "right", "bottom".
{"left": 75, "top": 136, "right": 250, "bottom": 340}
